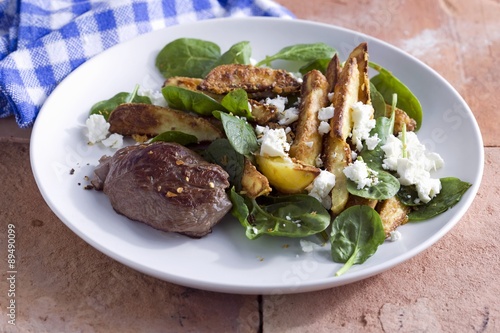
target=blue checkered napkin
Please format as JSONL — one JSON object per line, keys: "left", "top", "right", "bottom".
{"left": 0, "top": 0, "right": 294, "bottom": 128}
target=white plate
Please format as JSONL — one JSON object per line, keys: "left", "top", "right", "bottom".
{"left": 31, "top": 17, "right": 483, "bottom": 294}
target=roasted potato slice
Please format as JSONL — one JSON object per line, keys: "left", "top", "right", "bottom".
{"left": 330, "top": 57, "right": 360, "bottom": 141}
{"left": 323, "top": 137, "right": 352, "bottom": 215}
{"left": 255, "top": 155, "right": 320, "bottom": 194}
{"left": 199, "top": 64, "right": 301, "bottom": 96}
{"left": 376, "top": 196, "right": 410, "bottom": 236}
{"left": 385, "top": 104, "right": 417, "bottom": 134}
{"left": 163, "top": 76, "right": 203, "bottom": 90}
{"left": 347, "top": 42, "right": 370, "bottom": 104}
{"left": 325, "top": 53, "right": 341, "bottom": 94}
{"left": 248, "top": 99, "right": 279, "bottom": 125}
{"left": 109, "top": 103, "right": 223, "bottom": 142}
{"left": 240, "top": 158, "right": 272, "bottom": 198}
{"left": 289, "top": 70, "right": 329, "bottom": 167}
{"left": 345, "top": 194, "right": 378, "bottom": 210}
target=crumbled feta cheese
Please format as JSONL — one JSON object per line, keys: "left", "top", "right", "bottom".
{"left": 138, "top": 88, "right": 167, "bottom": 107}
{"left": 318, "top": 105, "right": 335, "bottom": 121}
{"left": 318, "top": 121, "right": 331, "bottom": 135}
{"left": 278, "top": 107, "right": 300, "bottom": 125}
{"left": 365, "top": 133, "right": 381, "bottom": 150}
{"left": 305, "top": 141, "right": 314, "bottom": 148}
{"left": 256, "top": 126, "right": 290, "bottom": 157}
{"left": 381, "top": 131, "right": 444, "bottom": 203}
{"left": 389, "top": 230, "right": 402, "bottom": 242}
{"left": 265, "top": 95, "right": 288, "bottom": 113}
{"left": 86, "top": 114, "right": 109, "bottom": 144}
{"left": 343, "top": 159, "right": 379, "bottom": 189}
{"left": 315, "top": 154, "right": 324, "bottom": 168}
{"left": 351, "top": 101, "right": 376, "bottom": 151}
{"left": 307, "top": 170, "right": 336, "bottom": 209}
{"left": 101, "top": 133, "right": 124, "bottom": 149}
{"left": 327, "top": 92, "right": 335, "bottom": 102}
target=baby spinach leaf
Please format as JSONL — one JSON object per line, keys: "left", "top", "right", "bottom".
{"left": 346, "top": 170, "right": 400, "bottom": 200}
{"left": 256, "top": 43, "right": 336, "bottom": 67}
{"left": 89, "top": 91, "right": 151, "bottom": 120}
{"left": 409, "top": 177, "right": 472, "bottom": 221}
{"left": 370, "top": 82, "right": 387, "bottom": 119}
{"left": 299, "top": 58, "right": 331, "bottom": 75}
{"left": 215, "top": 112, "right": 259, "bottom": 156}
{"left": 161, "top": 86, "right": 225, "bottom": 116}
{"left": 229, "top": 189, "right": 331, "bottom": 240}
{"left": 155, "top": 38, "right": 221, "bottom": 78}
{"left": 149, "top": 131, "right": 198, "bottom": 146}
{"left": 203, "top": 41, "right": 252, "bottom": 76}
{"left": 330, "top": 205, "right": 385, "bottom": 276}
{"left": 359, "top": 116, "right": 393, "bottom": 170}
{"left": 202, "top": 139, "right": 245, "bottom": 192}
{"left": 396, "top": 184, "right": 422, "bottom": 206}
{"left": 369, "top": 61, "right": 423, "bottom": 130}
{"left": 220, "top": 89, "right": 253, "bottom": 119}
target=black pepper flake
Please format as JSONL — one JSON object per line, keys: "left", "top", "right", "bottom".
{"left": 84, "top": 185, "right": 94, "bottom": 190}
{"left": 69, "top": 168, "right": 75, "bottom": 175}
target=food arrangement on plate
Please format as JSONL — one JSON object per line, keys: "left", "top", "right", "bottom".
{"left": 82, "top": 37, "right": 471, "bottom": 276}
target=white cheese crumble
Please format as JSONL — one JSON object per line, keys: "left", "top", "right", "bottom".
{"left": 86, "top": 114, "right": 110, "bottom": 144}
{"left": 255, "top": 125, "right": 290, "bottom": 157}
{"left": 278, "top": 107, "right": 300, "bottom": 125}
{"left": 381, "top": 131, "right": 444, "bottom": 203}
{"left": 389, "top": 230, "right": 402, "bottom": 242}
{"left": 343, "top": 159, "right": 379, "bottom": 189}
{"left": 307, "top": 170, "right": 336, "bottom": 209}
{"left": 299, "top": 239, "right": 316, "bottom": 253}
{"left": 318, "top": 121, "right": 331, "bottom": 135}
{"left": 318, "top": 105, "right": 335, "bottom": 121}
{"left": 265, "top": 95, "right": 288, "bottom": 113}
{"left": 101, "top": 133, "right": 124, "bottom": 149}
{"left": 351, "top": 101, "right": 377, "bottom": 151}
{"left": 138, "top": 88, "right": 167, "bottom": 107}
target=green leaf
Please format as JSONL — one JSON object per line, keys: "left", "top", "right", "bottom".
{"left": 369, "top": 61, "right": 423, "bottom": 130}
{"left": 299, "top": 58, "right": 331, "bottom": 75}
{"left": 330, "top": 205, "right": 385, "bottom": 276}
{"left": 359, "top": 116, "right": 393, "bottom": 171}
{"left": 149, "top": 131, "right": 198, "bottom": 145}
{"left": 89, "top": 90, "right": 151, "bottom": 120}
{"left": 203, "top": 41, "right": 251, "bottom": 76}
{"left": 409, "top": 177, "right": 472, "bottom": 221}
{"left": 256, "top": 43, "right": 336, "bottom": 67}
{"left": 155, "top": 38, "right": 221, "bottom": 78}
{"left": 202, "top": 139, "right": 245, "bottom": 192}
{"left": 346, "top": 169, "right": 400, "bottom": 200}
{"left": 161, "top": 86, "right": 225, "bottom": 116}
{"left": 215, "top": 112, "right": 259, "bottom": 156}
{"left": 220, "top": 89, "right": 253, "bottom": 119}
{"left": 370, "top": 82, "right": 387, "bottom": 119}
{"left": 229, "top": 189, "right": 331, "bottom": 240}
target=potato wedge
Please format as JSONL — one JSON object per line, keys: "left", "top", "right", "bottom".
{"left": 385, "top": 104, "right": 417, "bottom": 134}
{"left": 325, "top": 53, "right": 341, "bottom": 94}
{"left": 199, "top": 64, "right": 301, "bottom": 96}
{"left": 376, "top": 196, "right": 410, "bottom": 236}
{"left": 323, "top": 136, "right": 352, "bottom": 215}
{"left": 347, "top": 42, "right": 370, "bottom": 104}
{"left": 109, "top": 103, "right": 223, "bottom": 142}
{"left": 240, "top": 158, "right": 272, "bottom": 198}
{"left": 163, "top": 76, "right": 203, "bottom": 91}
{"left": 255, "top": 155, "right": 320, "bottom": 194}
{"left": 248, "top": 99, "right": 279, "bottom": 125}
{"left": 330, "top": 57, "right": 359, "bottom": 141}
{"left": 289, "top": 70, "right": 329, "bottom": 167}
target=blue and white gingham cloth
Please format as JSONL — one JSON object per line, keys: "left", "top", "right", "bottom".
{"left": 0, "top": 0, "right": 294, "bottom": 128}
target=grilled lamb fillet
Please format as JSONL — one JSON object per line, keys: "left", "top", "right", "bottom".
{"left": 91, "top": 142, "right": 232, "bottom": 238}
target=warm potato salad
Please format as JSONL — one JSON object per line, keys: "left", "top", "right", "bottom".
{"left": 86, "top": 38, "right": 471, "bottom": 276}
